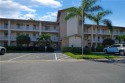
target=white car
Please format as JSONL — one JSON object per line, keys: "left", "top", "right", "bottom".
{"left": 103, "top": 44, "right": 125, "bottom": 55}
{"left": 0, "top": 46, "right": 6, "bottom": 55}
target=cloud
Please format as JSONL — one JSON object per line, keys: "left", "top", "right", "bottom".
{"left": 32, "top": 0, "right": 62, "bottom": 8}
{"left": 19, "top": 12, "right": 37, "bottom": 19}
{"left": 39, "top": 11, "right": 57, "bottom": 21}
{"left": 0, "top": 0, "right": 36, "bottom": 19}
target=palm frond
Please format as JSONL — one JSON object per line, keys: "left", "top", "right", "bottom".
{"left": 65, "top": 7, "right": 81, "bottom": 21}
{"left": 103, "top": 19, "right": 113, "bottom": 34}
{"left": 89, "top": 5, "right": 103, "bottom": 12}
{"left": 65, "top": 13, "right": 78, "bottom": 20}
{"left": 86, "top": 14, "right": 97, "bottom": 22}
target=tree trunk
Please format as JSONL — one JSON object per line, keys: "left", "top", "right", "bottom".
{"left": 95, "top": 23, "right": 99, "bottom": 52}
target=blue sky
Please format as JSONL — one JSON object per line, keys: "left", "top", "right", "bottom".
{"left": 0, "top": 0, "right": 125, "bottom": 27}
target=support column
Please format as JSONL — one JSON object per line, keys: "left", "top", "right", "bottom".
{"left": 8, "top": 20, "right": 11, "bottom": 46}
{"left": 91, "top": 26, "right": 93, "bottom": 47}
{"left": 39, "top": 21, "right": 42, "bottom": 35}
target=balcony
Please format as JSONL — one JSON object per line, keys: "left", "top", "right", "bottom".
{"left": 0, "top": 25, "right": 8, "bottom": 30}
{"left": 42, "top": 29, "right": 59, "bottom": 33}
{"left": 84, "top": 30, "right": 110, "bottom": 35}
{"left": 10, "top": 25, "right": 39, "bottom": 31}
{"left": 0, "top": 35, "right": 8, "bottom": 40}
{"left": 10, "top": 36, "right": 39, "bottom": 41}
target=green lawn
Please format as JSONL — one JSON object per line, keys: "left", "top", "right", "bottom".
{"left": 65, "top": 52, "right": 120, "bottom": 59}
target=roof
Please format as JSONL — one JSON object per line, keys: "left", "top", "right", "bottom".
{"left": 0, "top": 18, "right": 59, "bottom": 25}
{"left": 57, "top": 8, "right": 67, "bottom": 22}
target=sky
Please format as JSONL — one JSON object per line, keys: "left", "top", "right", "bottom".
{"left": 0, "top": 0, "right": 125, "bottom": 27}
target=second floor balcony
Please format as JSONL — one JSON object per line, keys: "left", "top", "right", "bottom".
{"left": 0, "top": 25, "right": 8, "bottom": 30}
{"left": 10, "top": 25, "right": 39, "bottom": 31}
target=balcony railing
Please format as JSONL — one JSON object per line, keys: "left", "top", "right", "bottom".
{"left": 10, "top": 25, "right": 39, "bottom": 31}
{"left": 0, "top": 25, "right": 8, "bottom": 29}
{"left": 42, "top": 29, "right": 58, "bottom": 33}
{"left": 0, "top": 35, "right": 8, "bottom": 40}
{"left": 10, "top": 35, "right": 39, "bottom": 41}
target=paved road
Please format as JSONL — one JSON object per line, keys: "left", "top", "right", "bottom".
{"left": 0, "top": 53, "right": 125, "bottom": 83}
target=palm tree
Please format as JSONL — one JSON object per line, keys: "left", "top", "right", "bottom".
{"left": 116, "top": 34, "right": 125, "bottom": 43}
{"left": 65, "top": 0, "right": 102, "bottom": 54}
{"left": 103, "top": 19, "right": 113, "bottom": 38}
{"left": 86, "top": 10, "right": 112, "bottom": 51}
{"left": 37, "top": 33, "right": 52, "bottom": 47}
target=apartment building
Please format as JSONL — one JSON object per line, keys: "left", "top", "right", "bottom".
{"left": 0, "top": 9, "right": 125, "bottom": 49}
{"left": 0, "top": 18, "right": 59, "bottom": 49}
{"left": 57, "top": 10, "right": 125, "bottom": 48}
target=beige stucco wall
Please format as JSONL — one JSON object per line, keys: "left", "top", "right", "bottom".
{"left": 61, "top": 38, "right": 69, "bottom": 48}
{"left": 67, "top": 17, "right": 79, "bottom": 36}
{"left": 59, "top": 11, "right": 67, "bottom": 39}
{"left": 69, "top": 36, "right": 81, "bottom": 47}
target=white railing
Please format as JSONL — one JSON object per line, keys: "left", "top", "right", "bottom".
{"left": 0, "top": 35, "right": 8, "bottom": 40}
{"left": 0, "top": 25, "right": 8, "bottom": 29}
{"left": 42, "top": 29, "right": 58, "bottom": 33}
{"left": 10, "top": 25, "right": 39, "bottom": 31}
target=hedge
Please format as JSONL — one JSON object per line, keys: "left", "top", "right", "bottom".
{"left": 5, "top": 46, "right": 54, "bottom": 52}
{"left": 62, "top": 47, "right": 91, "bottom": 54}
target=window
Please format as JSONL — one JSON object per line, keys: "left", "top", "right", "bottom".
{"left": 26, "top": 25, "right": 29, "bottom": 30}
{"left": 4, "top": 42, "right": 8, "bottom": 46}
{"left": 45, "top": 26, "right": 49, "bottom": 30}
{"left": 33, "top": 25, "right": 36, "bottom": 30}
{"left": 98, "top": 29, "right": 100, "bottom": 33}
{"left": 4, "top": 32, "right": 8, "bottom": 37}
{"left": 33, "top": 33, "right": 36, "bottom": 37}
{"left": 17, "top": 24, "right": 21, "bottom": 29}
{"left": 53, "top": 26, "right": 56, "bottom": 30}
{"left": 4, "top": 23, "right": 8, "bottom": 28}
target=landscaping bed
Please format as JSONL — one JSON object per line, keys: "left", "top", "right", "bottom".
{"left": 65, "top": 52, "right": 120, "bottom": 59}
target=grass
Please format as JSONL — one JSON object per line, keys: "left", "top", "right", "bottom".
{"left": 65, "top": 52, "right": 120, "bottom": 59}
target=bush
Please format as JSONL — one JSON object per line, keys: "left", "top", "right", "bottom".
{"left": 47, "top": 46, "right": 54, "bottom": 52}
{"left": 103, "top": 38, "right": 114, "bottom": 47}
{"left": 96, "top": 46, "right": 104, "bottom": 52}
{"left": 5, "top": 46, "right": 54, "bottom": 52}
{"left": 83, "top": 46, "right": 91, "bottom": 54}
{"left": 62, "top": 47, "right": 91, "bottom": 54}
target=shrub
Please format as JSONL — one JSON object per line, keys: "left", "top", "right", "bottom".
{"left": 47, "top": 46, "right": 54, "bottom": 52}
{"left": 83, "top": 46, "right": 91, "bottom": 54}
{"left": 62, "top": 47, "right": 91, "bottom": 54}
{"left": 96, "top": 46, "right": 104, "bottom": 52}
{"left": 103, "top": 38, "right": 114, "bottom": 47}
{"left": 5, "top": 46, "right": 54, "bottom": 52}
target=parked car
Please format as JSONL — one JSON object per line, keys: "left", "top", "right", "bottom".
{"left": 103, "top": 44, "right": 125, "bottom": 55}
{"left": 0, "top": 46, "right": 6, "bottom": 55}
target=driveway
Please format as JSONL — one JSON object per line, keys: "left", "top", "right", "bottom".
{"left": 0, "top": 52, "right": 73, "bottom": 61}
